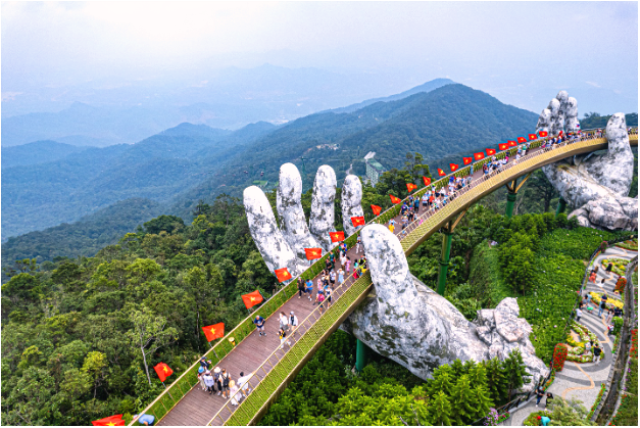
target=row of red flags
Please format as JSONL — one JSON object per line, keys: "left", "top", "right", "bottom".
{"left": 272, "top": 132, "right": 548, "bottom": 282}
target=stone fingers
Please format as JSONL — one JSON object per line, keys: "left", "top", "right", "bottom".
{"left": 276, "top": 163, "right": 321, "bottom": 271}
{"left": 341, "top": 174, "right": 365, "bottom": 237}
{"left": 244, "top": 186, "right": 300, "bottom": 279}
{"left": 309, "top": 165, "right": 337, "bottom": 252}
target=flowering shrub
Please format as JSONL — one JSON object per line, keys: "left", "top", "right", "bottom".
{"left": 601, "top": 258, "right": 630, "bottom": 277}
{"left": 589, "top": 291, "right": 624, "bottom": 310}
{"left": 553, "top": 343, "right": 568, "bottom": 370}
{"left": 587, "top": 384, "right": 606, "bottom": 420}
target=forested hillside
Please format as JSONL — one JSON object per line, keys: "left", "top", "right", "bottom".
{"left": 169, "top": 84, "right": 538, "bottom": 217}
{"left": 1, "top": 140, "right": 88, "bottom": 169}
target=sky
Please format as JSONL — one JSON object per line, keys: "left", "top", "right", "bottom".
{"left": 1, "top": 1, "right": 638, "bottom": 115}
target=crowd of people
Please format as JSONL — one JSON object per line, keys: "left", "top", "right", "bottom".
{"left": 196, "top": 357, "right": 254, "bottom": 408}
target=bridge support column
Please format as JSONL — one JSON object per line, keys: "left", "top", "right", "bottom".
{"left": 355, "top": 339, "right": 369, "bottom": 372}
{"left": 505, "top": 191, "right": 518, "bottom": 218}
{"left": 556, "top": 198, "right": 567, "bottom": 217}
{"left": 437, "top": 229, "right": 453, "bottom": 296}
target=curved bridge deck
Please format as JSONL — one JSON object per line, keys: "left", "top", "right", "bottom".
{"left": 148, "top": 134, "right": 637, "bottom": 426}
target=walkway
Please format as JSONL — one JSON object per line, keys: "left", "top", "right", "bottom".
{"left": 505, "top": 245, "right": 637, "bottom": 426}
{"left": 148, "top": 133, "right": 638, "bottom": 426}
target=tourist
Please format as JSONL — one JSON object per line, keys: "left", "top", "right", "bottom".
{"left": 598, "top": 300, "right": 606, "bottom": 317}
{"left": 199, "top": 356, "right": 210, "bottom": 369}
{"left": 401, "top": 215, "right": 408, "bottom": 230}
{"left": 203, "top": 370, "right": 215, "bottom": 395}
{"left": 605, "top": 262, "right": 613, "bottom": 279}
{"left": 213, "top": 367, "right": 222, "bottom": 395}
{"left": 220, "top": 369, "right": 231, "bottom": 399}
{"left": 539, "top": 414, "right": 551, "bottom": 426}
{"left": 329, "top": 252, "right": 336, "bottom": 270}
{"left": 198, "top": 366, "right": 206, "bottom": 391}
{"left": 305, "top": 279, "right": 314, "bottom": 301}
{"left": 254, "top": 315, "right": 266, "bottom": 336}
{"left": 606, "top": 307, "right": 615, "bottom": 323}
{"left": 589, "top": 271, "right": 597, "bottom": 283}
{"left": 133, "top": 414, "right": 155, "bottom": 426}
{"left": 340, "top": 251, "right": 346, "bottom": 270}
{"left": 279, "top": 312, "right": 291, "bottom": 337}
{"left": 345, "top": 257, "right": 351, "bottom": 274}
{"left": 413, "top": 197, "right": 420, "bottom": 213}
{"left": 401, "top": 203, "right": 408, "bottom": 216}
{"left": 297, "top": 277, "right": 305, "bottom": 299}
{"left": 237, "top": 371, "right": 252, "bottom": 398}
{"left": 325, "top": 287, "right": 332, "bottom": 308}
{"left": 535, "top": 385, "right": 545, "bottom": 407}
{"left": 585, "top": 340, "right": 592, "bottom": 353}
{"left": 325, "top": 257, "right": 332, "bottom": 272}
{"left": 317, "top": 291, "right": 326, "bottom": 314}
{"left": 575, "top": 307, "right": 582, "bottom": 322}
{"left": 289, "top": 311, "right": 299, "bottom": 339}
{"left": 338, "top": 269, "right": 345, "bottom": 285}
{"left": 329, "top": 270, "right": 336, "bottom": 288}
{"left": 229, "top": 380, "right": 241, "bottom": 406}
{"left": 356, "top": 235, "right": 362, "bottom": 254}
{"left": 593, "top": 344, "right": 602, "bottom": 363}
{"left": 544, "top": 392, "right": 554, "bottom": 410}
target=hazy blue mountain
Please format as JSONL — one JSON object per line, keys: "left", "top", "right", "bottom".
{"left": 168, "top": 84, "right": 538, "bottom": 217}
{"left": 1, "top": 140, "right": 88, "bottom": 169}
{"left": 1, "top": 198, "right": 162, "bottom": 265}
{"left": 1, "top": 122, "right": 275, "bottom": 238}
{"left": 330, "top": 78, "right": 455, "bottom": 114}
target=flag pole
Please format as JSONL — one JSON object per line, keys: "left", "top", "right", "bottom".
{"left": 162, "top": 381, "right": 173, "bottom": 399}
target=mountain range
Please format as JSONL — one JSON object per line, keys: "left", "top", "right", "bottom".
{"left": 2, "top": 81, "right": 539, "bottom": 265}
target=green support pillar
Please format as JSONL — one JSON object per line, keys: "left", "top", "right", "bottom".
{"left": 556, "top": 198, "right": 567, "bottom": 217}
{"left": 505, "top": 191, "right": 517, "bottom": 218}
{"left": 437, "top": 229, "right": 453, "bottom": 296}
{"left": 355, "top": 339, "right": 369, "bottom": 372}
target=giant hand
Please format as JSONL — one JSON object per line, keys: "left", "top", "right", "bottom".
{"left": 342, "top": 224, "right": 549, "bottom": 390}
{"left": 244, "top": 163, "right": 363, "bottom": 278}
{"left": 537, "top": 92, "right": 637, "bottom": 231}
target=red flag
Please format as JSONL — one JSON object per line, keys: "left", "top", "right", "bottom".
{"left": 437, "top": 168, "right": 446, "bottom": 177}
{"left": 242, "top": 290, "right": 264, "bottom": 309}
{"left": 329, "top": 231, "right": 345, "bottom": 242}
{"left": 517, "top": 136, "right": 527, "bottom": 143}
{"left": 485, "top": 148, "right": 496, "bottom": 156}
{"left": 305, "top": 247, "right": 322, "bottom": 260}
{"left": 539, "top": 131, "right": 548, "bottom": 137}
{"left": 390, "top": 194, "right": 402, "bottom": 204}
{"left": 507, "top": 140, "right": 518, "bottom": 147}
{"left": 351, "top": 216, "right": 365, "bottom": 227}
{"left": 423, "top": 176, "right": 431, "bottom": 186}
{"left": 202, "top": 322, "right": 225, "bottom": 342}
{"left": 449, "top": 163, "right": 459, "bottom": 172}
{"left": 474, "top": 152, "right": 485, "bottom": 161}
{"left": 528, "top": 133, "right": 537, "bottom": 141}
{"left": 92, "top": 415, "right": 125, "bottom": 426}
{"left": 463, "top": 157, "right": 473, "bottom": 165}
{"left": 274, "top": 267, "right": 292, "bottom": 283}
{"left": 498, "top": 143, "right": 509, "bottom": 151}
{"left": 371, "top": 204, "right": 382, "bottom": 216}
{"left": 154, "top": 362, "right": 173, "bottom": 383}
{"left": 406, "top": 183, "right": 417, "bottom": 192}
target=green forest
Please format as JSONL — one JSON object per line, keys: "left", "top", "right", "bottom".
{"left": 1, "top": 152, "right": 636, "bottom": 425}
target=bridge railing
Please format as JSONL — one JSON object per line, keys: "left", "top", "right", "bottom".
{"left": 133, "top": 128, "right": 636, "bottom": 424}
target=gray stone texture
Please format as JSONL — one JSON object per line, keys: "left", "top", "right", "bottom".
{"left": 542, "top": 111, "right": 637, "bottom": 231}
{"left": 344, "top": 225, "right": 549, "bottom": 391}
{"left": 341, "top": 174, "right": 365, "bottom": 237}
{"left": 276, "top": 163, "right": 322, "bottom": 273}
{"left": 309, "top": 165, "right": 337, "bottom": 252}
{"left": 244, "top": 186, "right": 300, "bottom": 279}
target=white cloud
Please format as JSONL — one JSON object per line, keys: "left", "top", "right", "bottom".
{"left": 586, "top": 81, "right": 601, "bottom": 88}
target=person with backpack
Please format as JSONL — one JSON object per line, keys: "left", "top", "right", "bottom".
{"left": 220, "top": 369, "right": 231, "bottom": 399}
{"left": 535, "top": 385, "right": 545, "bottom": 407}
{"left": 598, "top": 299, "right": 607, "bottom": 317}
{"left": 213, "top": 367, "right": 222, "bottom": 395}
{"left": 593, "top": 344, "right": 602, "bottom": 363}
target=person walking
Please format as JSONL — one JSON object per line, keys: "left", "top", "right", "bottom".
{"left": 289, "top": 311, "right": 299, "bottom": 339}
{"left": 330, "top": 270, "right": 336, "bottom": 288}
{"left": 340, "top": 251, "right": 346, "bottom": 270}
{"left": 305, "top": 278, "right": 314, "bottom": 301}
{"left": 237, "top": 371, "right": 252, "bottom": 398}
{"left": 338, "top": 269, "right": 345, "bottom": 285}
{"left": 278, "top": 327, "right": 291, "bottom": 349}
{"left": 297, "top": 277, "right": 305, "bottom": 299}
{"left": 388, "top": 221, "right": 395, "bottom": 234}
{"left": 575, "top": 307, "right": 582, "bottom": 322}
{"left": 198, "top": 366, "right": 207, "bottom": 391}
{"left": 254, "top": 315, "right": 266, "bottom": 336}
{"left": 279, "top": 312, "right": 291, "bottom": 338}
{"left": 345, "top": 257, "right": 351, "bottom": 274}
{"left": 536, "top": 385, "right": 545, "bottom": 407}
{"left": 605, "top": 262, "right": 613, "bottom": 279}
{"left": 598, "top": 300, "right": 606, "bottom": 317}
{"left": 317, "top": 291, "right": 326, "bottom": 314}
{"left": 593, "top": 344, "right": 602, "bottom": 363}
{"left": 229, "top": 380, "right": 241, "bottom": 406}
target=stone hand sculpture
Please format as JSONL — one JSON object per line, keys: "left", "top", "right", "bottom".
{"left": 537, "top": 92, "right": 637, "bottom": 231}
{"left": 341, "top": 224, "right": 549, "bottom": 390}
{"left": 244, "top": 163, "right": 363, "bottom": 278}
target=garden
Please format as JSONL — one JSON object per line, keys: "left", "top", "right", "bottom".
{"left": 601, "top": 258, "right": 630, "bottom": 277}
{"left": 564, "top": 322, "right": 603, "bottom": 363}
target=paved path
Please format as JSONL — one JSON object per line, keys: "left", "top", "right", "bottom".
{"left": 505, "top": 245, "right": 636, "bottom": 426}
